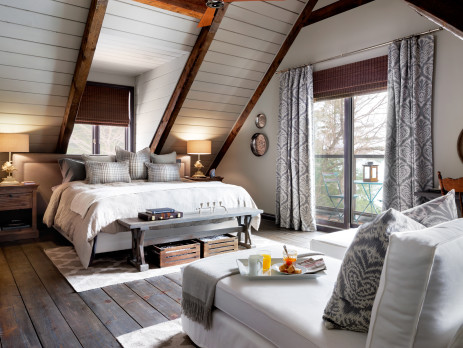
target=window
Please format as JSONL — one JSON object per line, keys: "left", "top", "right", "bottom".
{"left": 67, "top": 82, "right": 134, "bottom": 155}
{"left": 312, "top": 56, "right": 388, "bottom": 229}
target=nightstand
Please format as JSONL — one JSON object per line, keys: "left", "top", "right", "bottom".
{"left": 185, "top": 176, "right": 224, "bottom": 182}
{"left": 0, "top": 184, "right": 39, "bottom": 242}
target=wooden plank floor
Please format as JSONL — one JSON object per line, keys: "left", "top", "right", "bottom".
{"left": 0, "top": 220, "right": 325, "bottom": 347}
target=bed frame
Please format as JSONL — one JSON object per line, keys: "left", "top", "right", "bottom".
{"left": 12, "top": 153, "right": 198, "bottom": 257}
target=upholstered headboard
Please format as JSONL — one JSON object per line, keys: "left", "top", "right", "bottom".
{"left": 12, "top": 153, "right": 191, "bottom": 215}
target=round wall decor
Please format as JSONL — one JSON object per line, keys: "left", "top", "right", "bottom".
{"left": 458, "top": 129, "right": 463, "bottom": 163}
{"left": 251, "top": 133, "right": 268, "bottom": 156}
{"left": 255, "top": 113, "right": 266, "bottom": 128}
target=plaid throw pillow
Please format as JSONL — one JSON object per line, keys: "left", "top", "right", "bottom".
{"left": 150, "top": 151, "right": 177, "bottom": 164}
{"left": 116, "top": 146, "right": 151, "bottom": 180}
{"left": 145, "top": 163, "right": 180, "bottom": 182}
{"left": 85, "top": 161, "right": 131, "bottom": 184}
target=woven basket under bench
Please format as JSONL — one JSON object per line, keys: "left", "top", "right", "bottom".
{"left": 196, "top": 234, "right": 238, "bottom": 258}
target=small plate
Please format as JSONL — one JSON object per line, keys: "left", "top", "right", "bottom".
{"left": 272, "top": 263, "right": 309, "bottom": 275}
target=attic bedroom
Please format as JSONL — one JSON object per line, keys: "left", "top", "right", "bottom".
{"left": 0, "top": 0, "right": 463, "bottom": 347}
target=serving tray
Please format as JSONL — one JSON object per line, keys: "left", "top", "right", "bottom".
{"left": 236, "top": 257, "right": 326, "bottom": 280}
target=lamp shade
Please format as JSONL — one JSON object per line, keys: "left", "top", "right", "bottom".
{"left": 0, "top": 134, "right": 29, "bottom": 153}
{"left": 187, "top": 140, "right": 211, "bottom": 155}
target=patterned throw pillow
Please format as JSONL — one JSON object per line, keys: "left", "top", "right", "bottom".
{"left": 402, "top": 190, "right": 458, "bottom": 227}
{"left": 323, "top": 209, "right": 425, "bottom": 332}
{"left": 81, "top": 154, "right": 116, "bottom": 162}
{"left": 85, "top": 161, "right": 131, "bottom": 184}
{"left": 145, "top": 163, "right": 180, "bottom": 182}
{"left": 115, "top": 147, "right": 151, "bottom": 180}
{"left": 150, "top": 151, "right": 177, "bottom": 164}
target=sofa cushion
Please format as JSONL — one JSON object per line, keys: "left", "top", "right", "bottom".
{"left": 214, "top": 247, "right": 367, "bottom": 348}
{"left": 323, "top": 209, "right": 425, "bottom": 332}
{"left": 366, "top": 218, "right": 463, "bottom": 348}
{"left": 310, "top": 228, "right": 357, "bottom": 260}
{"left": 402, "top": 189, "right": 458, "bottom": 227}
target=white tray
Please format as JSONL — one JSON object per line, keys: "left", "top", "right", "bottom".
{"left": 236, "top": 257, "right": 326, "bottom": 280}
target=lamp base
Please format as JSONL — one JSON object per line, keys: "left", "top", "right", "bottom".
{"left": 192, "top": 170, "right": 207, "bottom": 178}
{"left": 1, "top": 175, "right": 20, "bottom": 185}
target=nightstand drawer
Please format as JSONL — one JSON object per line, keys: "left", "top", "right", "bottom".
{"left": 0, "top": 193, "right": 32, "bottom": 210}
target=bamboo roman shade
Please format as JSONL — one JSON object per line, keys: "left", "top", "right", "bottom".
{"left": 313, "top": 55, "right": 388, "bottom": 100}
{"left": 76, "top": 84, "right": 130, "bottom": 127}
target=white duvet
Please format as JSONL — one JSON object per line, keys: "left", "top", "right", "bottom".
{"left": 44, "top": 180, "right": 260, "bottom": 268}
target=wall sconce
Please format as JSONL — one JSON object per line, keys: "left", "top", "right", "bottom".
{"left": 363, "top": 161, "right": 379, "bottom": 182}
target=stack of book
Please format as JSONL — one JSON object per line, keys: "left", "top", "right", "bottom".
{"left": 138, "top": 207, "right": 183, "bottom": 221}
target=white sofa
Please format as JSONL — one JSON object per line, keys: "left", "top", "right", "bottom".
{"left": 182, "top": 219, "right": 463, "bottom": 348}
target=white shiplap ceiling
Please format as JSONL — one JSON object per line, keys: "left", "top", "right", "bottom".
{"left": 90, "top": 0, "right": 201, "bottom": 76}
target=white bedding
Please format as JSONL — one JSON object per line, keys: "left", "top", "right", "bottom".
{"left": 44, "top": 181, "right": 260, "bottom": 268}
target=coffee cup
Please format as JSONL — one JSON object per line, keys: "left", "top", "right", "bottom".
{"left": 248, "top": 254, "right": 263, "bottom": 276}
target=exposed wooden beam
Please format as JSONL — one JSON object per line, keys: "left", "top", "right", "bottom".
{"left": 131, "top": 0, "right": 206, "bottom": 19}
{"left": 56, "top": 0, "right": 108, "bottom": 153}
{"left": 405, "top": 0, "right": 463, "bottom": 40}
{"left": 303, "top": 0, "right": 374, "bottom": 27}
{"left": 207, "top": 0, "right": 319, "bottom": 173}
{"left": 150, "top": 5, "right": 228, "bottom": 154}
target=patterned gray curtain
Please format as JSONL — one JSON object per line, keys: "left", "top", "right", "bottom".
{"left": 383, "top": 35, "right": 434, "bottom": 211}
{"left": 276, "top": 66, "right": 316, "bottom": 231}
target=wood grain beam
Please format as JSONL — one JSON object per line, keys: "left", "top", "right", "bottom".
{"left": 405, "top": 0, "right": 463, "bottom": 40}
{"left": 303, "top": 0, "right": 374, "bottom": 27}
{"left": 150, "top": 5, "right": 228, "bottom": 154}
{"left": 131, "top": 0, "right": 206, "bottom": 19}
{"left": 56, "top": 0, "right": 108, "bottom": 153}
{"left": 207, "top": 0, "right": 319, "bottom": 173}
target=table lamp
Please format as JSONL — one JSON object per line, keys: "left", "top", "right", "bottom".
{"left": 187, "top": 140, "right": 211, "bottom": 178}
{"left": 0, "top": 133, "right": 29, "bottom": 185}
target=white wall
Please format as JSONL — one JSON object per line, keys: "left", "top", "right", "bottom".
{"left": 217, "top": 0, "right": 463, "bottom": 214}
{"left": 87, "top": 70, "right": 135, "bottom": 87}
{"left": 134, "top": 55, "right": 188, "bottom": 151}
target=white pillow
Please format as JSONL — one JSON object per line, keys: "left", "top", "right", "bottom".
{"left": 366, "top": 219, "right": 463, "bottom": 348}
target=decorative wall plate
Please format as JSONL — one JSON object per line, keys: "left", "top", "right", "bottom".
{"left": 255, "top": 113, "right": 266, "bottom": 128}
{"left": 251, "top": 133, "right": 268, "bottom": 156}
{"left": 458, "top": 129, "right": 463, "bottom": 163}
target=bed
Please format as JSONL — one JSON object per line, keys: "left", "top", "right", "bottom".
{"left": 13, "top": 153, "right": 260, "bottom": 268}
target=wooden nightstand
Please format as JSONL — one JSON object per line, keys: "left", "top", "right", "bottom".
{"left": 0, "top": 184, "right": 39, "bottom": 242}
{"left": 185, "top": 176, "right": 224, "bottom": 182}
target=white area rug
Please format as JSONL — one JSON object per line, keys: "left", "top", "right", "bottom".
{"left": 117, "top": 319, "right": 195, "bottom": 348}
{"left": 45, "top": 235, "right": 291, "bottom": 292}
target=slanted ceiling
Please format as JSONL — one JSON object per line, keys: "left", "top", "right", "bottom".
{"left": 160, "top": 0, "right": 310, "bottom": 170}
{"left": 0, "top": 0, "right": 92, "bottom": 152}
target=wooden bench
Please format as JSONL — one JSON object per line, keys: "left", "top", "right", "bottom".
{"left": 117, "top": 207, "right": 263, "bottom": 271}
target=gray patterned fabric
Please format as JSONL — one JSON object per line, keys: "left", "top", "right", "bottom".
{"left": 81, "top": 154, "right": 116, "bottom": 162}
{"left": 115, "top": 146, "right": 151, "bottom": 180}
{"left": 323, "top": 208, "right": 425, "bottom": 332}
{"left": 145, "top": 163, "right": 181, "bottom": 182}
{"left": 151, "top": 151, "right": 177, "bottom": 164}
{"left": 403, "top": 189, "right": 458, "bottom": 227}
{"left": 276, "top": 66, "right": 316, "bottom": 231}
{"left": 85, "top": 161, "right": 131, "bottom": 184}
{"left": 383, "top": 35, "right": 434, "bottom": 211}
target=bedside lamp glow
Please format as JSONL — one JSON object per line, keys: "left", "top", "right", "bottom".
{"left": 0, "top": 133, "right": 29, "bottom": 185}
{"left": 187, "top": 140, "right": 211, "bottom": 178}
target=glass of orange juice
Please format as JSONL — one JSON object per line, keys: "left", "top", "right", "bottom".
{"left": 283, "top": 249, "right": 297, "bottom": 267}
{"left": 259, "top": 250, "right": 271, "bottom": 273}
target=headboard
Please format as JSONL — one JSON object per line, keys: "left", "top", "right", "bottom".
{"left": 12, "top": 153, "right": 191, "bottom": 216}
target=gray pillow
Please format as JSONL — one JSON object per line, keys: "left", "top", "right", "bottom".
{"left": 115, "top": 146, "right": 151, "bottom": 180}
{"left": 323, "top": 209, "right": 425, "bottom": 332}
{"left": 402, "top": 190, "right": 458, "bottom": 227}
{"left": 81, "top": 154, "right": 116, "bottom": 162}
{"left": 150, "top": 151, "right": 177, "bottom": 164}
{"left": 85, "top": 161, "right": 131, "bottom": 184}
{"left": 58, "top": 158, "right": 86, "bottom": 183}
{"left": 145, "top": 163, "right": 180, "bottom": 182}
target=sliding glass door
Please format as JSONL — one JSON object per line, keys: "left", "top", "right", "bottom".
{"left": 314, "top": 91, "right": 387, "bottom": 229}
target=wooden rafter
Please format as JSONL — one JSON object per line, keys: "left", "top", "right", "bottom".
{"left": 56, "top": 0, "right": 108, "bottom": 153}
{"left": 303, "top": 0, "right": 375, "bottom": 27}
{"left": 207, "top": 0, "right": 319, "bottom": 173}
{"left": 405, "top": 0, "right": 463, "bottom": 40}
{"left": 131, "top": 0, "right": 206, "bottom": 19}
{"left": 150, "top": 5, "right": 228, "bottom": 153}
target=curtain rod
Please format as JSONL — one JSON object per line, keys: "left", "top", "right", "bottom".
{"left": 276, "top": 27, "right": 443, "bottom": 74}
